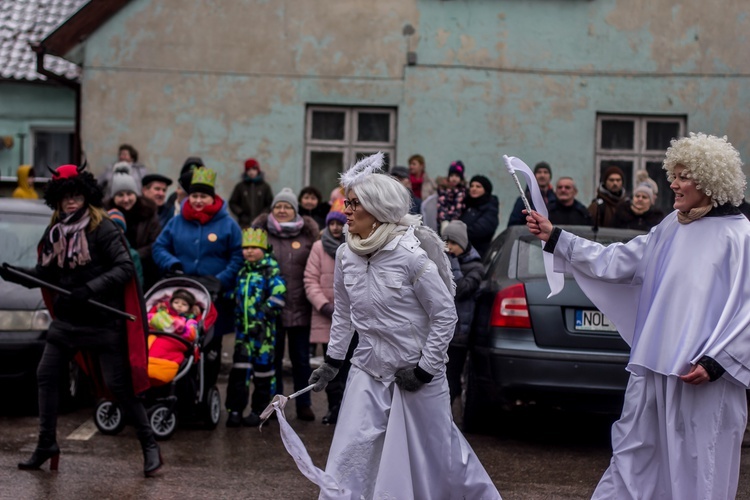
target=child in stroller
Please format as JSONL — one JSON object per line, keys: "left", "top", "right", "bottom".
{"left": 147, "top": 288, "right": 201, "bottom": 386}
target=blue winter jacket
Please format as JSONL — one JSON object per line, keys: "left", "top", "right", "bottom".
{"left": 152, "top": 200, "right": 243, "bottom": 291}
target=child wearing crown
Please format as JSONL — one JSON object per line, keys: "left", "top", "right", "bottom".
{"left": 225, "top": 227, "right": 287, "bottom": 427}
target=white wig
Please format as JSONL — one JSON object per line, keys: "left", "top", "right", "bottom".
{"left": 339, "top": 152, "right": 412, "bottom": 223}
{"left": 663, "top": 132, "right": 746, "bottom": 207}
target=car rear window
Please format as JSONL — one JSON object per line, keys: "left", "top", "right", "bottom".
{"left": 517, "top": 233, "right": 642, "bottom": 279}
{"left": 0, "top": 212, "right": 50, "bottom": 267}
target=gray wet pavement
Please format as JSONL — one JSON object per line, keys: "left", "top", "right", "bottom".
{"left": 2, "top": 336, "right": 750, "bottom": 499}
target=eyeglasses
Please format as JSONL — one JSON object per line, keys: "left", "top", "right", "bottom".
{"left": 343, "top": 199, "right": 361, "bottom": 212}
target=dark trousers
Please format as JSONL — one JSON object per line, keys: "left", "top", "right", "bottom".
{"left": 446, "top": 344, "right": 468, "bottom": 405}
{"left": 324, "top": 332, "right": 358, "bottom": 411}
{"left": 37, "top": 341, "right": 152, "bottom": 446}
{"left": 274, "top": 326, "right": 311, "bottom": 409}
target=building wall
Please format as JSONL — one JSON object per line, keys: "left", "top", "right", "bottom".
{"left": 76, "top": 0, "right": 750, "bottom": 218}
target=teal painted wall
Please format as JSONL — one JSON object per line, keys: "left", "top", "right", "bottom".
{"left": 73, "top": 0, "right": 750, "bottom": 223}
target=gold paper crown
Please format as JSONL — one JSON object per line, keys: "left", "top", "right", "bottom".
{"left": 242, "top": 227, "right": 268, "bottom": 249}
{"left": 191, "top": 167, "right": 217, "bottom": 188}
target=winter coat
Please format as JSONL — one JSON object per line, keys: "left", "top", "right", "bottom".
{"left": 588, "top": 185, "right": 628, "bottom": 228}
{"left": 437, "top": 185, "right": 466, "bottom": 225}
{"left": 548, "top": 199, "right": 593, "bottom": 226}
{"left": 106, "top": 197, "right": 161, "bottom": 261}
{"left": 152, "top": 200, "right": 244, "bottom": 291}
{"left": 507, "top": 188, "right": 557, "bottom": 226}
{"left": 12, "top": 165, "right": 38, "bottom": 199}
{"left": 231, "top": 254, "right": 286, "bottom": 341}
{"left": 452, "top": 247, "right": 483, "bottom": 346}
{"left": 299, "top": 202, "right": 330, "bottom": 231}
{"left": 326, "top": 227, "right": 458, "bottom": 380}
{"left": 252, "top": 213, "right": 320, "bottom": 328}
{"left": 611, "top": 201, "right": 664, "bottom": 231}
{"left": 228, "top": 175, "right": 274, "bottom": 228}
{"left": 459, "top": 195, "right": 500, "bottom": 258}
{"left": 304, "top": 240, "right": 336, "bottom": 344}
{"left": 411, "top": 172, "right": 437, "bottom": 200}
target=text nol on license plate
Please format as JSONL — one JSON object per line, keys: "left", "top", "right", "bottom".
{"left": 574, "top": 309, "right": 617, "bottom": 332}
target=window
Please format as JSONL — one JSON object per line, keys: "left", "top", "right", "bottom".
{"left": 595, "top": 115, "right": 686, "bottom": 214}
{"left": 305, "top": 106, "right": 396, "bottom": 194}
{"left": 32, "top": 129, "right": 75, "bottom": 179}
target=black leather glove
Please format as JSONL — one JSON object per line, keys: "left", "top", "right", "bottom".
{"left": 697, "top": 356, "right": 726, "bottom": 382}
{"left": 309, "top": 362, "right": 340, "bottom": 392}
{"left": 394, "top": 366, "right": 434, "bottom": 392}
{"left": 69, "top": 286, "right": 92, "bottom": 304}
{"left": 320, "top": 303, "right": 334, "bottom": 318}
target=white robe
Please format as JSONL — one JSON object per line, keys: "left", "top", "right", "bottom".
{"left": 552, "top": 211, "right": 750, "bottom": 499}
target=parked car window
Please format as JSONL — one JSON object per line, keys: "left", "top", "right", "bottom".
{"left": 0, "top": 213, "right": 50, "bottom": 267}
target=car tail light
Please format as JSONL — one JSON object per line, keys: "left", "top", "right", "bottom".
{"left": 490, "top": 283, "right": 531, "bottom": 328}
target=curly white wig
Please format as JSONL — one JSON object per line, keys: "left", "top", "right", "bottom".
{"left": 340, "top": 153, "right": 411, "bottom": 223}
{"left": 663, "top": 132, "right": 746, "bottom": 207}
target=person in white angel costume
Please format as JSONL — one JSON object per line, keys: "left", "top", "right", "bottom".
{"left": 308, "top": 152, "right": 501, "bottom": 500}
{"left": 526, "top": 132, "right": 750, "bottom": 499}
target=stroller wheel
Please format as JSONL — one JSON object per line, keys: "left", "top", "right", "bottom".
{"left": 94, "top": 400, "right": 125, "bottom": 435}
{"left": 149, "top": 404, "right": 177, "bottom": 440}
{"left": 201, "top": 386, "right": 221, "bottom": 429}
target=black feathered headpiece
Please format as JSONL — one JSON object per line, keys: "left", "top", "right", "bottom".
{"left": 43, "top": 162, "right": 104, "bottom": 209}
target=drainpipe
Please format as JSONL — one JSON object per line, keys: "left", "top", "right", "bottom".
{"left": 32, "top": 45, "right": 82, "bottom": 165}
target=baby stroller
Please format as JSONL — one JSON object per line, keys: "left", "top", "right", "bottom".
{"left": 94, "top": 277, "right": 222, "bottom": 440}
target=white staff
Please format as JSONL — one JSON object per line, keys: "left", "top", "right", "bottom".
{"left": 504, "top": 154, "right": 533, "bottom": 216}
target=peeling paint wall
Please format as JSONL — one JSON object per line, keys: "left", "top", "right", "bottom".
{"left": 77, "top": 0, "right": 750, "bottom": 223}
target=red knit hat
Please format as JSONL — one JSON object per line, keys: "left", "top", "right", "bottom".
{"left": 244, "top": 158, "right": 260, "bottom": 171}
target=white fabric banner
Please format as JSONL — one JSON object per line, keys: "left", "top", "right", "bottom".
{"left": 503, "top": 155, "right": 565, "bottom": 298}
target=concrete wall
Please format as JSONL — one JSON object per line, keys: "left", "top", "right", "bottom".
{"left": 75, "top": 0, "right": 750, "bottom": 220}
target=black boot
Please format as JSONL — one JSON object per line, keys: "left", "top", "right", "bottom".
{"left": 18, "top": 442, "right": 60, "bottom": 471}
{"left": 142, "top": 437, "right": 163, "bottom": 477}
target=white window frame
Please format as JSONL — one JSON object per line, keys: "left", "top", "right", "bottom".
{"left": 304, "top": 105, "right": 397, "bottom": 186}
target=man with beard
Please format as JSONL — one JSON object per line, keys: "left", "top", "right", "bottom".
{"left": 588, "top": 165, "right": 628, "bottom": 228}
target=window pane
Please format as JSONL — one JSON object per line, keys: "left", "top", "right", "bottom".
{"left": 646, "top": 122, "right": 680, "bottom": 150}
{"left": 646, "top": 160, "right": 674, "bottom": 214}
{"left": 310, "top": 151, "right": 344, "bottom": 195}
{"left": 601, "top": 120, "right": 634, "bottom": 150}
{"left": 311, "top": 111, "right": 345, "bottom": 141}
{"left": 357, "top": 112, "right": 390, "bottom": 142}
{"left": 599, "top": 160, "right": 633, "bottom": 194}
{"left": 354, "top": 151, "right": 390, "bottom": 170}
{"left": 34, "top": 132, "right": 74, "bottom": 178}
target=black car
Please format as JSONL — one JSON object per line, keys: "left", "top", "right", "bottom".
{"left": 0, "top": 199, "right": 85, "bottom": 408}
{"left": 463, "top": 225, "right": 646, "bottom": 432}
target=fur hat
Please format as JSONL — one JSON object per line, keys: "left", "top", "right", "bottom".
{"left": 272, "top": 187, "right": 299, "bottom": 213}
{"left": 171, "top": 288, "right": 196, "bottom": 308}
{"left": 43, "top": 163, "right": 104, "bottom": 210}
{"left": 326, "top": 198, "right": 347, "bottom": 225}
{"left": 110, "top": 162, "right": 140, "bottom": 197}
{"left": 534, "top": 162, "right": 552, "bottom": 176}
{"left": 107, "top": 209, "right": 127, "bottom": 231}
{"left": 441, "top": 220, "right": 469, "bottom": 251}
{"left": 448, "top": 160, "right": 465, "bottom": 179}
{"left": 633, "top": 183, "right": 656, "bottom": 204}
{"left": 244, "top": 158, "right": 260, "bottom": 171}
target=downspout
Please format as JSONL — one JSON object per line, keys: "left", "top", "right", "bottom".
{"left": 32, "top": 45, "right": 82, "bottom": 165}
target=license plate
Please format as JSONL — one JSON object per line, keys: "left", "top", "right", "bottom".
{"left": 574, "top": 310, "right": 617, "bottom": 332}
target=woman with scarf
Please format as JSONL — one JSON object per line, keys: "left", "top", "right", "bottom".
{"left": 308, "top": 153, "right": 501, "bottom": 499}
{"left": 252, "top": 188, "right": 319, "bottom": 421}
{"left": 0, "top": 164, "right": 161, "bottom": 476}
{"left": 152, "top": 167, "right": 243, "bottom": 387}
{"left": 526, "top": 133, "right": 750, "bottom": 499}
{"left": 459, "top": 174, "right": 500, "bottom": 257}
{"left": 612, "top": 182, "right": 664, "bottom": 231}
{"left": 303, "top": 199, "right": 353, "bottom": 425}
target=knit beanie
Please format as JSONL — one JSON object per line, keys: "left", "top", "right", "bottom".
{"left": 244, "top": 158, "right": 260, "bottom": 172}
{"left": 107, "top": 209, "right": 127, "bottom": 231}
{"left": 441, "top": 220, "right": 469, "bottom": 251}
{"left": 171, "top": 288, "right": 196, "bottom": 309}
{"left": 603, "top": 165, "right": 625, "bottom": 183}
{"left": 534, "top": 162, "right": 552, "bottom": 176}
{"left": 325, "top": 198, "right": 347, "bottom": 225}
{"left": 448, "top": 160, "right": 465, "bottom": 180}
{"left": 633, "top": 183, "right": 656, "bottom": 204}
{"left": 110, "top": 162, "right": 140, "bottom": 197}
{"left": 272, "top": 187, "right": 299, "bottom": 213}
{"left": 469, "top": 175, "right": 493, "bottom": 195}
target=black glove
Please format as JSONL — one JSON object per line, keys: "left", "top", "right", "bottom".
{"left": 0, "top": 265, "right": 33, "bottom": 288}
{"left": 308, "top": 362, "right": 340, "bottom": 392}
{"left": 697, "top": 356, "right": 726, "bottom": 382}
{"left": 394, "top": 366, "right": 434, "bottom": 392}
{"left": 69, "top": 286, "right": 92, "bottom": 304}
{"left": 169, "top": 262, "right": 184, "bottom": 274}
{"left": 320, "top": 303, "right": 335, "bottom": 319}
{"left": 197, "top": 275, "right": 222, "bottom": 298}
